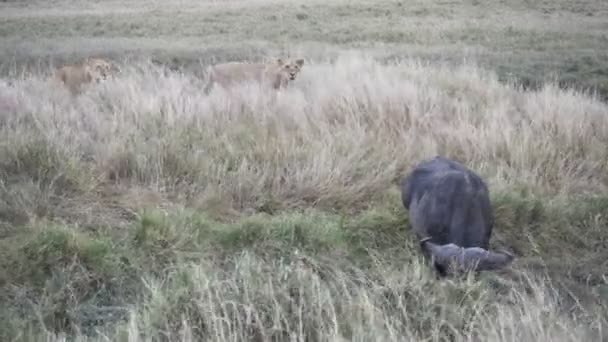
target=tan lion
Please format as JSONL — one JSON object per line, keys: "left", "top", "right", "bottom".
{"left": 203, "top": 58, "right": 304, "bottom": 94}
{"left": 55, "top": 57, "right": 118, "bottom": 95}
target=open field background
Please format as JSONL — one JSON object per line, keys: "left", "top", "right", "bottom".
{"left": 2, "top": 0, "right": 608, "bottom": 99}
{"left": 1, "top": 0, "right": 608, "bottom": 341}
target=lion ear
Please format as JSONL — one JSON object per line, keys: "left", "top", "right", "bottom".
{"left": 295, "top": 59, "right": 304, "bottom": 67}
{"left": 276, "top": 58, "right": 284, "bottom": 66}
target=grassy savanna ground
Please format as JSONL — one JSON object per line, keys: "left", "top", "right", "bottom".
{"left": 1, "top": 0, "right": 608, "bottom": 341}
{"left": 1, "top": 0, "right": 608, "bottom": 98}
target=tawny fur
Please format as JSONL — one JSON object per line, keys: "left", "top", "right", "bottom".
{"left": 203, "top": 58, "right": 304, "bottom": 93}
{"left": 54, "top": 57, "right": 117, "bottom": 95}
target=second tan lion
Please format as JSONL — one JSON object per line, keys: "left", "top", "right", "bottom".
{"left": 55, "top": 57, "right": 118, "bottom": 95}
{"left": 203, "top": 58, "right": 304, "bottom": 94}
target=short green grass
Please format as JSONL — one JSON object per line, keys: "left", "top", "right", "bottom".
{"left": 2, "top": 0, "right": 608, "bottom": 340}
{"left": 2, "top": 195, "right": 607, "bottom": 341}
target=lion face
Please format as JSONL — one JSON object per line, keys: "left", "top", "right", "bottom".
{"left": 276, "top": 58, "right": 304, "bottom": 81}
{"left": 85, "top": 58, "right": 114, "bottom": 83}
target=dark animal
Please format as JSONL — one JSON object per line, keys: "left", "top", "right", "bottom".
{"left": 420, "top": 238, "right": 514, "bottom": 275}
{"left": 400, "top": 156, "right": 513, "bottom": 276}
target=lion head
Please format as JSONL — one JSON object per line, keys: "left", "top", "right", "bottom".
{"left": 275, "top": 58, "right": 304, "bottom": 81}
{"left": 84, "top": 58, "right": 115, "bottom": 83}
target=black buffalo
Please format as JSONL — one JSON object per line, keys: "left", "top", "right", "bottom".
{"left": 400, "top": 156, "right": 514, "bottom": 275}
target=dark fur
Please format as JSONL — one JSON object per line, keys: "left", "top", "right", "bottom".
{"left": 421, "top": 241, "right": 514, "bottom": 274}
{"left": 401, "top": 156, "right": 502, "bottom": 275}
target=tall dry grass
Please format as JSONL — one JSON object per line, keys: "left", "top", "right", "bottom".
{"left": 1, "top": 54, "right": 608, "bottom": 341}
{"left": 1, "top": 54, "right": 607, "bottom": 213}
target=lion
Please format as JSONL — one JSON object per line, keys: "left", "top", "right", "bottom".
{"left": 54, "top": 57, "right": 118, "bottom": 95}
{"left": 203, "top": 58, "right": 304, "bottom": 94}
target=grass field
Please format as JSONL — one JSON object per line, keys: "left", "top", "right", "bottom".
{"left": 1, "top": 0, "right": 608, "bottom": 341}
{"left": 2, "top": 0, "right": 608, "bottom": 98}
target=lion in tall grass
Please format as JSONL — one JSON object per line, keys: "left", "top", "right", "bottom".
{"left": 55, "top": 57, "right": 118, "bottom": 95}
{"left": 203, "top": 58, "right": 304, "bottom": 94}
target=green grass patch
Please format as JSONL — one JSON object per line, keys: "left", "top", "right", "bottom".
{"left": 0, "top": 190, "right": 607, "bottom": 340}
